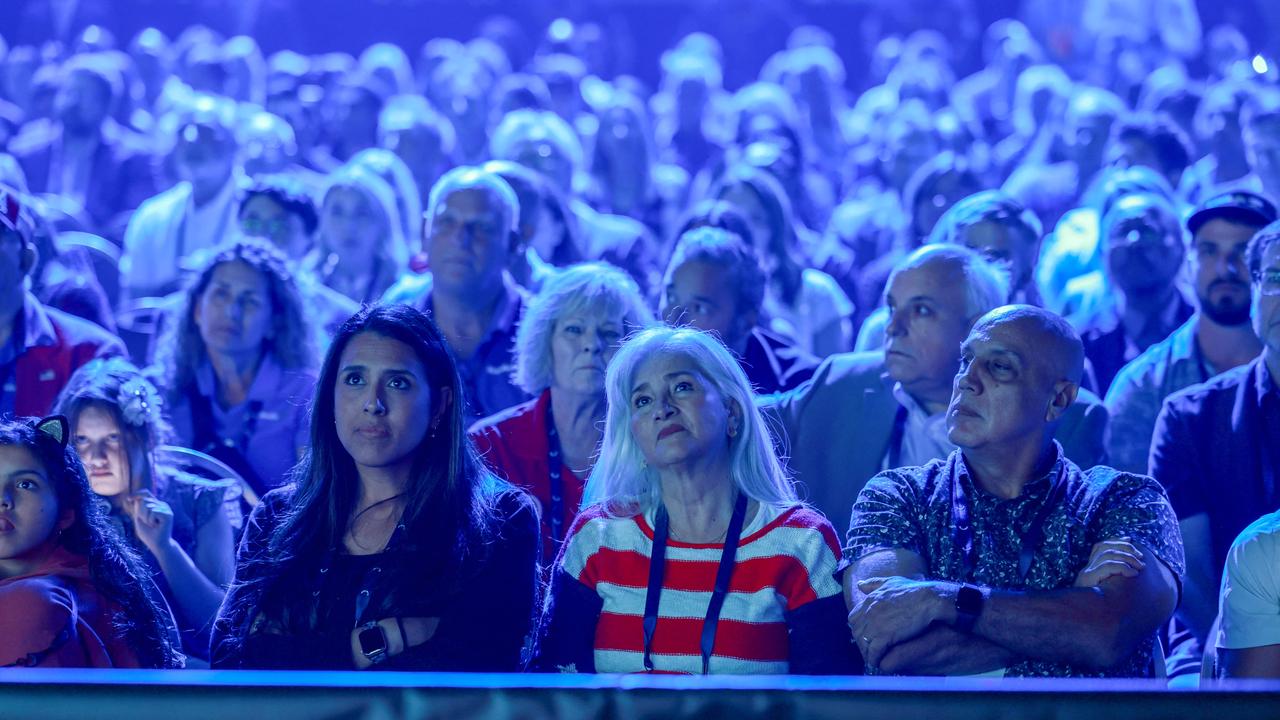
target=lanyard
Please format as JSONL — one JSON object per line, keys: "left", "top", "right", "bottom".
{"left": 886, "top": 405, "right": 908, "bottom": 469}
{"left": 544, "top": 401, "right": 567, "bottom": 549}
{"left": 952, "top": 458, "right": 1068, "bottom": 583}
{"left": 643, "top": 492, "right": 749, "bottom": 675}
{"left": 0, "top": 360, "right": 14, "bottom": 417}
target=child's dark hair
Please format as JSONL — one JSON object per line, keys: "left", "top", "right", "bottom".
{"left": 0, "top": 418, "right": 183, "bottom": 668}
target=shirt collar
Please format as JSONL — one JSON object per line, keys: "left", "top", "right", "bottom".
{"left": 195, "top": 353, "right": 284, "bottom": 404}
{"left": 954, "top": 442, "right": 1065, "bottom": 505}
{"left": 1256, "top": 357, "right": 1278, "bottom": 409}
{"left": 426, "top": 273, "right": 526, "bottom": 348}
{"left": 891, "top": 381, "right": 945, "bottom": 422}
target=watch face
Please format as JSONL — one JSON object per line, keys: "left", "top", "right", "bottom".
{"left": 359, "top": 625, "right": 387, "bottom": 657}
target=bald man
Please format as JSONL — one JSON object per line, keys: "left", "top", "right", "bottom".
{"left": 843, "top": 305, "right": 1185, "bottom": 678}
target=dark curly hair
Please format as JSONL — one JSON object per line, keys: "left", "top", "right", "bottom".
{"left": 0, "top": 418, "right": 182, "bottom": 668}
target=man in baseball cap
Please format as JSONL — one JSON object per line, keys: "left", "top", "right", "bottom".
{"left": 0, "top": 184, "right": 124, "bottom": 418}
{"left": 1106, "top": 189, "right": 1276, "bottom": 475}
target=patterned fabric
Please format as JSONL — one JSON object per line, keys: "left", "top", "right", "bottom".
{"left": 845, "top": 446, "right": 1186, "bottom": 678}
{"left": 556, "top": 502, "right": 844, "bottom": 675}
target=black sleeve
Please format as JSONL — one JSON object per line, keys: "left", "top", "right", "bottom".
{"left": 532, "top": 566, "right": 603, "bottom": 673}
{"left": 786, "top": 593, "right": 862, "bottom": 675}
{"left": 391, "top": 491, "right": 542, "bottom": 672}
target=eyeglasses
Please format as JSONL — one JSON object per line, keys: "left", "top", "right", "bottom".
{"left": 1254, "top": 269, "right": 1280, "bottom": 296}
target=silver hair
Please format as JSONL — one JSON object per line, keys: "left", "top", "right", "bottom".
{"left": 582, "top": 326, "right": 798, "bottom": 516}
{"left": 513, "top": 262, "right": 656, "bottom": 395}
{"left": 890, "top": 244, "right": 1012, "bottom": 321}
{"left": 425, "top": 165, "right": 521, "bottom": 240}
{"left": 489, "top": 109, "right": 585, "bottom": 171}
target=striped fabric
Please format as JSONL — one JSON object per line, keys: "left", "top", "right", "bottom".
{"left": 558, "top": 502, "right": 843, "bottom": 674}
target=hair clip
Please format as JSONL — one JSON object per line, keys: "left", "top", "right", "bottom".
{"left": 34, "top": 415, "right": 70, "bottom": 448}
{"left": 118, "top": 377, "right": 162, "bottom": 428}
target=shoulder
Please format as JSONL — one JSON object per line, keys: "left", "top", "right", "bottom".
{"left": 39, "top": 303, "right": 123, "bottom": 350}
{"left": 8, "top": 121, "right": 57, "bottom": 156}
{"left": 752, "top": 504, "right": 841, "bottom": 550}
{"left": 469, "top": 395, "right": 541, "bottom": 439}
{"left": 1106, "top": 331, "right": 1181, "bottom": 403}
{"left": 812, "top": 351, "right": 888, "bottom": 388}
{"left": 131, "top": 182, "right": 189, "bottom": 218}
{"left": 382, "top": 271, "right": 432, "bottom": 305}
{"left": 1162, "top": 362, "right": 1252, "bottom": 415}
{"left": 1227, "top": 511, "right": 1280, "bottom": 571}
{"left": 0, "top": 575, "right": 77, "bottom": 622}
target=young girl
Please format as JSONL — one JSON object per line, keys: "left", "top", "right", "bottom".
{"left": 0, "top": 416, "right": 183, "bottom": 668}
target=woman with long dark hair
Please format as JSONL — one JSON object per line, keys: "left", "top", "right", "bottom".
{"left": 0, "top": 416, "right": 183, "bottom": 668}
{"left": 212, "top": 304, "right": 540, "bottom": 670}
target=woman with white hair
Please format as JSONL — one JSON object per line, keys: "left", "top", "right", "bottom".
{"left": 537, "top": 326, "right": 855, "bottom": 675}
{"left": 470, "top": 263, "right": 654, "bottom": 561}
{"left": 307, "top": 163, "right": 406, "bottom": 304}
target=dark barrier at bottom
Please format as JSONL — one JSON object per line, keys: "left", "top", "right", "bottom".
{"left": 2, "top": 670, "right": 1279, "bottom": 720}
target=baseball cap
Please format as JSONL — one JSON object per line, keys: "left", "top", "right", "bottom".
{"left": 1186, "top": 190, "right": 1278, "bottom": 236}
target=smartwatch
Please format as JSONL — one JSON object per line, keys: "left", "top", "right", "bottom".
{"left": 358, "top": 621, "right": 388, "bottom": 665}
{"left": 954, "top": 583, "right": 986, "bottom": 633}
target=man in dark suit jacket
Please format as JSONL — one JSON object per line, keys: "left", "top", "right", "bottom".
{"left": 765, "top": 244, "right": 1108, "bottom": 527}
{"left": 10, "top": 54, "right": 156, "bottom": 237}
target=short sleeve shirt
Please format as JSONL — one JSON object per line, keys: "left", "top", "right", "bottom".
{"left": 1217, "top": 510, "right": 1280, "bottom": 651}
{"left": 845, "top": 447, "right": 1186, "bottom": 678}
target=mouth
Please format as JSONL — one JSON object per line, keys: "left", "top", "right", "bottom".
{"left": 355, "top": 426, "right": 391, "bottom": 439}
{"left": 950, "top": 404, "right": 981, "bottom": 419}
{"left": 657, "top": 425, "right": 687, "bottom": 441}
{"left": 0, "top": 517, "right": 13, "bottom": 533}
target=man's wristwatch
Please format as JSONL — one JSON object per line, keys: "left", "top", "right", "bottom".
{"left": 954, "top": 583, "right": 986, "bottom": 633}
{"left": 358, "top": 621, "right": 389, "bottom": 665}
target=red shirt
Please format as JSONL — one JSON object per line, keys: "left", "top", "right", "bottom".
{"left": 470, "top": 390, "right": 585, "bottom": 562}
{"left": 0, "top": 547, "right": 143, "bottom": 668}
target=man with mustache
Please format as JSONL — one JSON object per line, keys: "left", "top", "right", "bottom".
{"left": 1105, "top": 191, "right": 1275, "bottom": 475}
{"left": 1150, "top": 220, "right": 1280, "bottom": 666}
{"left": 845, "top": 305, "right": 1184, "bottom": 677}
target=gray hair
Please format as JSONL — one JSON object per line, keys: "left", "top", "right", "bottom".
{"left": 513, "top": 262, "right": 655, "bottom": 394}
{"left": 582, "top": 326, "right": 798, "bottom": 516}
{"left": 889, "top": 244, "right": 1011, "bottom": 322}
{"left": 489, "top": 109, "right": 585, "bottom": 172}
{"left": 426, "top": 165, "right": 521, "bottom": 240}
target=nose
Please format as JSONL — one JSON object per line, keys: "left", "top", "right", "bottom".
{"left": 652, "top": 397, "right": 677, "bottom": 421}
{"left": 885, "top": 308, "right": 907, "bottom": 339}
{"left": 88, "top": 440, "right": 109, "bottom": 464}
{"left": 363, "top": 388, "right": 387, "bottom": 416}
{"left": 955, "top": 360, "right": 981, "bottom": 396}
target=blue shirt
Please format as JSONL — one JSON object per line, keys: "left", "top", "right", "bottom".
{"left": 383, "top": 272, "right": 530, "bottom": 421}
{"left": 1151, "top": 357, "right": 1280, "bottom": 580}
{"left": 1104, "top": 315, "right": 1219, "bottom": 474}
{"left": 168, "top": 354, "right": 315, "bottom": 490}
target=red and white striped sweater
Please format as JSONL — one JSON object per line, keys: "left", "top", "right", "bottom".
{"left": 557, "top": 501, "right": 844, "bottom": 674}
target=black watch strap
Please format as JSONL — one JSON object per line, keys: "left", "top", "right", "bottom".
{"left": 954, "top": 583, "right": 985, "bottom": 633}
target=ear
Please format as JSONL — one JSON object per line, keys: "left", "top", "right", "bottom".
{"left": 35, "top": 415, "right": 70, "bottom": 448}
{"left": 432, "top": 386, "right": 454, "bottom": 428}
{"left": 726, "top": 397, "right": 744, "bottom": 438}
{"left": 1045, "top": 381, "right": 1078, "bottom": 423}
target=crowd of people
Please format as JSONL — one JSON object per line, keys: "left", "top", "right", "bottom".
{"left": 1, "top": 5, "right": 1279, "bottom": 683}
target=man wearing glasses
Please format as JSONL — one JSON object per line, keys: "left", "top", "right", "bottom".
{"left": 1150, "top": 219, "right": 1280, "bottom": 668}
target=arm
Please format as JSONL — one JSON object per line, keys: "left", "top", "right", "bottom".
{"left": 846, "top": 549, "right": 1015, "bottom": 675}
{"left": 534, "top": 566, "right": 604, "bottom": 673}
{"left": 968, "top": 541, "right": 1178, "bottom": 670}
{"left": 395, "top": 494, "right": 542, "bottom": 671}
{"left": 1220, "top": 646, "right": 1280, "bottom": 679}
{"left": 129, "top": 491, "right": 228, "bottom": 634}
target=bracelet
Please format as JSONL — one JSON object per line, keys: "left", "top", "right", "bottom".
{"left": 395, "top": 616, "right": 408, "bottom": 652}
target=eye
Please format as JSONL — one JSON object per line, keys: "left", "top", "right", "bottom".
{"left": 601, "top": 330, "right": 621, "bottom": 344}
{"left": 913, "top": 303, "right": 933, "bottom": 318}
{"left": 632, "top": 394, "right": 651, "bottom": 409}
{"left": 563, "top": 325, "right": 583, "bottom": 335}
{"left": 16, "top": 479, "right": 38, "bottom": 491}
{"left": 387, "top": 376, "right": 411, "bottom": 390}
{"left": 693, "top": 303, "right": 710, "bottom": 316}
{"left": 342, "top": 372, "right": 364, "bottom": 386}
{"left": 674, "top": 381, "right": 694, "bottom": 393}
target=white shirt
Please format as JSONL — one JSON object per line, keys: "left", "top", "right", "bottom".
{"left": 885, "top": 382, "right": 957, "bottom": 471}
{"left": 1217, "top": 510, "right": 1280, "bottom": 650}
{"left": 763, "top": 268, "right": 854, "bottom": 356}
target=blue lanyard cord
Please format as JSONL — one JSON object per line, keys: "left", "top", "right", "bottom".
{"left": 952, "top": 460, "right": 1068, "bottom": 583}
{"left": 544, "top": 401, "right": 567, "bottom": 548}
{"left": 642, "top": 492, "right": 750, "bottom": 675}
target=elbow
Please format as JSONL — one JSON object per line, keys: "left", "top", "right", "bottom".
{"left": 1081, "top": 616, "right": 1149, "bottom": 670}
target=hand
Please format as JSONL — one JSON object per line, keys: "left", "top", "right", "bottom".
{"left": 127, "top": 490, "right": 175, "bottom": 556}
{"left": 1074, "top": 537, "right": 1145, "bottom": 588}
{"left": 849, "top": 576, "right": 951, "bottom": 670}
